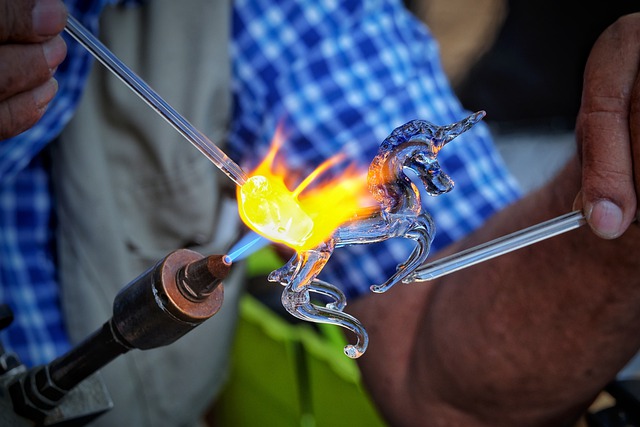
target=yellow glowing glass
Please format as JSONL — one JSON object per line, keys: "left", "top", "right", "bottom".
{"left": 238, "top": 175, "right": 314, "bottom": 248}
{"left": 237, "top": 130, "right": 372, "bottom": 251}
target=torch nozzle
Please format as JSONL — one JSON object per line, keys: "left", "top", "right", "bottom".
{"left": 176, "top": 255, "right": 232, "bottom": 301}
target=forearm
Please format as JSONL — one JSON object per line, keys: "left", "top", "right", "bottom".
{"left": 353, "top": 157, "right": 640, "bottom": 426}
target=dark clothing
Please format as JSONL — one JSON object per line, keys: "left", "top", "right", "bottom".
{"left": 456, "top": 0, "right": 640, "bottom": 132}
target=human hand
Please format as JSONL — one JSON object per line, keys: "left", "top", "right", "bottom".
{"left": 0, "top": 0, "right": 67, "bottom": 140}
{"left": 575, "top": 13, "right": 640, "bottom": 239}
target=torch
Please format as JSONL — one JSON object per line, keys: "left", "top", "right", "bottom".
{"left": 2, "top": 249, "right": 230, "bottom": 425}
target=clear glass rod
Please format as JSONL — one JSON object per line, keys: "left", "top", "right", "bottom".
{"left": 407, "top": 210, "right": 586, "bottom": 282}
{"left": 64, "top": 15, "right": 248, "bottom": 187}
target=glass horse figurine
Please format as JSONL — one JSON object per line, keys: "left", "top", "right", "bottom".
{"left": 269, "top": 111, "right": 486, "bottom": 358}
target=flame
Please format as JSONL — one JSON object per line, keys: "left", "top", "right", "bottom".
{"left": 237, "top": 129, "right": 372, "bottom": 251}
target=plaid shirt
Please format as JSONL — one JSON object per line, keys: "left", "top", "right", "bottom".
{"left": 229, "top": 0, "right": 520, "bottom": 298}
{"left": 1, "top": 0, "right": 520, "bottom": 367}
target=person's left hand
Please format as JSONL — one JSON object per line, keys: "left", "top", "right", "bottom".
{"left": 574, "top": 12, "right": 640, "bottom": 239}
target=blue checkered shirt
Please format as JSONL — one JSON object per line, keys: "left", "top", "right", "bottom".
{"left": 1, "top": 0, "right": 520, "bottom": 367}
{"left": 229, "top": 0, "right": 520, "bottom": 298}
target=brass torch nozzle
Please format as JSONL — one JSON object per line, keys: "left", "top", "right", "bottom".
{"left": 176, "top": 254, "right": 232, "bottom": 301}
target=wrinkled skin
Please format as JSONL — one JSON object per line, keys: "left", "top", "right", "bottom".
{"left": 0, "top": 0, "right": 67, "bottom": 140}
{"left": 350, "top": 14, "right": 640, "bottom": 427}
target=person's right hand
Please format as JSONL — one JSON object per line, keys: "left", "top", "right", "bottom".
{"left": 0, "top": 0, "right": 67, "bottom": 140}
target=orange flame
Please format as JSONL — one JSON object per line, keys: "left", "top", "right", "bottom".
{"left": 237, "top": 129, "right": 373, "bottom": 251}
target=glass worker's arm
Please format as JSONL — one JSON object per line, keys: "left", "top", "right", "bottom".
{"left": 351, "top": 14, "right": 640, "bottom": 427}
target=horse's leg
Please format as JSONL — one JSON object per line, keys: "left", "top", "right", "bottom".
{"left": 268, "top": 251, "right": 301, "bottom": 285}
{"left": 370, "top": 214, "right": 435, "bottom": 293}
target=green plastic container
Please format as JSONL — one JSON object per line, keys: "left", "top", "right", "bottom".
{"left": 214, "top": 293, "right": 387, "bottom": 426}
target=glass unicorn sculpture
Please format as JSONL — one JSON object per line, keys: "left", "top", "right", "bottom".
{"left": 269, "top": 111, "right": 485, "bottom": 358}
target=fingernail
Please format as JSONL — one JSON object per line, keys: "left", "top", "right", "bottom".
{"left": 33, "top": 0, "right": 67, "bottom": 36}
{"left": 42, "top": 36, "right": 66, "bottom": 70}
{"left": 585, "top": 199, "right": 624, "bottom": 239}
{"left": 34, "top": 78, "right": 58, "bottom": 110}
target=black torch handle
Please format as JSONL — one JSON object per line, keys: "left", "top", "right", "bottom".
{"left": 8, "top": 320, "right": 130, "bottom": 420}
{"left": 47, "top": 321, "right": 129, "bottom": 392}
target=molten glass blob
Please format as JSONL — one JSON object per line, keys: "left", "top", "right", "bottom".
{"left": 237, "top": 129, "right": 371, "bottom": 252}
{"left": 238, "top": 175, "right": 314, "bottom": 248}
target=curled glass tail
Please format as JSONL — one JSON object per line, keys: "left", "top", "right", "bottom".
{"left": 281, "top": 284, "right": 368, "bottom": 358}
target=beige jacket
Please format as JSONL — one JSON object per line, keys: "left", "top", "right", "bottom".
{"left": 52, "top": 1, "right": 245, "bottom": 425}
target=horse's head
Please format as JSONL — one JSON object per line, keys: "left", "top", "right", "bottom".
{"left": 403, "top": 147, "right": 453, "bottom": 196}
{"left": 368, "top": 111, "right": 486, "bottom": 212}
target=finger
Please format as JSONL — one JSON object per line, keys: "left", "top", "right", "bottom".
{"left": 576, "top": 14, "right": 640, "bottom": 239}
{"left": 632, "top": 55, "right": 640, "bottom": 224}
{"left": 0, "top": 0, "right": 67, "bottom": 43}
{"left": 0, "top": 78, "right": 58, "bottom": 140}
{"left": 0, "top": 36, "right": 66, "bottom": 103}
